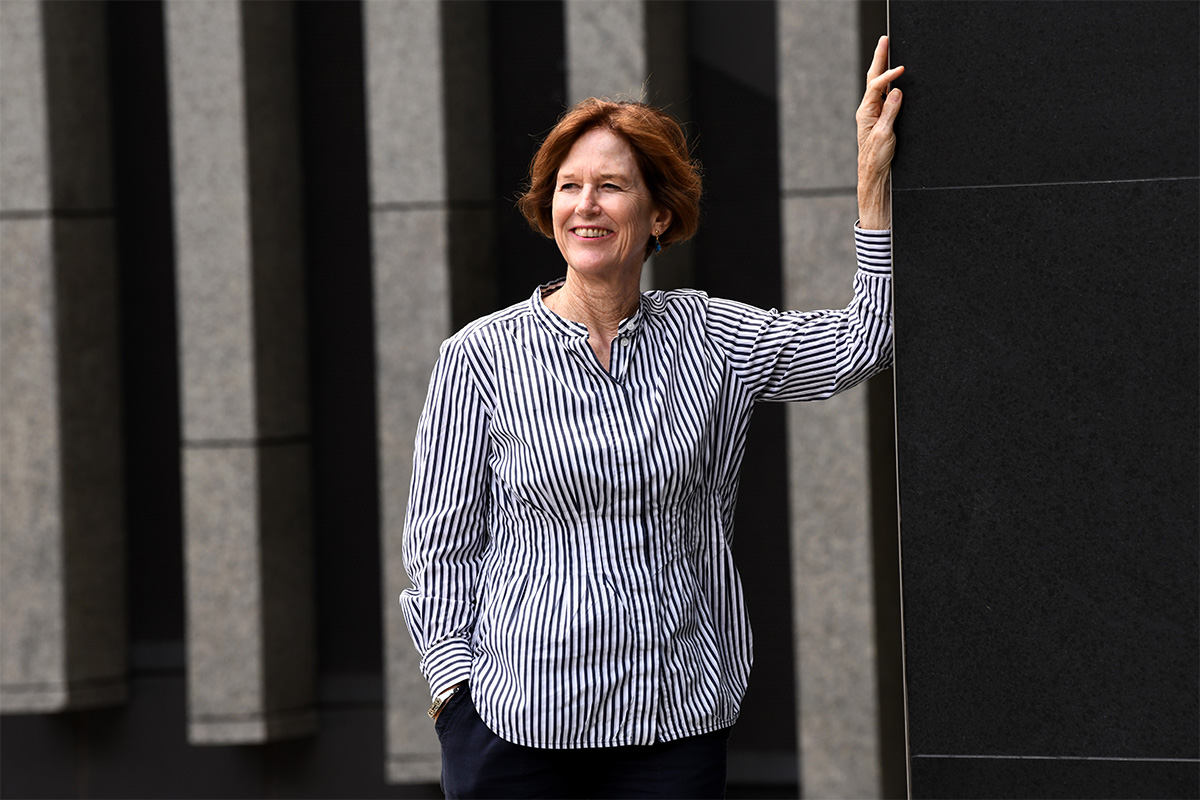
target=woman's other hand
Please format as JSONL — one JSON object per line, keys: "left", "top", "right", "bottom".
{"left": 856, "top": 35, "right": 905, "bottom": 230}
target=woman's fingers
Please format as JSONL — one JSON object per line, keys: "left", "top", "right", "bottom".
{"left": 862, "top": 88, "right": 902, "bottom": 147}
{"left": 862, "top": 36, "right": 904, "bottom": 114}
{"left": 875, "top": 89, "right": 902, "bottom": 138}
{"left": 862, "top": 66, "right": 905, "bottom": 111}
{"left": 858, "top": 81, "right": 903, "bottom": 182}
{"left": 866, "top": 35, "right": 889, "bottom": 83}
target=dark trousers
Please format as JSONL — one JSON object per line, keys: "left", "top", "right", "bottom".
{"left": 436, "top": 686, "right": 730, "bottom": 799}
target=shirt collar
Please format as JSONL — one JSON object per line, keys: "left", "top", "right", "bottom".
{"left": 530, "top": 278, "right": 647, "bottom": 340}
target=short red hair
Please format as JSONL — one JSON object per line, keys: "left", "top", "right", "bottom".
{"left": 517, "top": 99, "right": 702, "bottom": 259}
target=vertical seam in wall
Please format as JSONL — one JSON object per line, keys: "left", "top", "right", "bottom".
{"left": 885, "top": 0, "right": 916, "bottom": 791}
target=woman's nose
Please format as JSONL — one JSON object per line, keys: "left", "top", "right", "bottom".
{"left": 577, "top": 186, "right": 600, "bottom": 214}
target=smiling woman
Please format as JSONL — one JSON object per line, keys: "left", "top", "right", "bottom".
{"left": 400, "top": 38, "right": 903, "bottom": 800}
{"left": 514, "top": 101, "right": 706, "bottom": 371}
{"left": 551, "top": 128, "right": 669, "bottom": 276}
{"left": 517, "top": 98, "right": 702, "bottom": 257}
{"left": 540, "top": 127, "right": 675, "bottom": 370}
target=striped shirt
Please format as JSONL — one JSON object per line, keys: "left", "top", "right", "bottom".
{"left": 401, "top": 225, "right": 892, "bottom": 748}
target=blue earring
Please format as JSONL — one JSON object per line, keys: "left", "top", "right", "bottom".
{"left": 653, "top": 230, "right": 662, "bottom": 253}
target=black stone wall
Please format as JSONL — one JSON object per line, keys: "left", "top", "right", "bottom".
{"left": 890, "top": 2, "right": 1199, "bottom": 798}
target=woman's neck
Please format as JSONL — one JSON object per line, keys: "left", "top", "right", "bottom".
{"left": 545, "top": 271, "right": 641, "bottom": 341}
{"left": 544, "top": 270, "right": 641, "bottom": 372}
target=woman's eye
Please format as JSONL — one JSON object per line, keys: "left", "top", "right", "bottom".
{"left": 603, "top": 183, "right": 620, "bottom": 190}
{"left": 559, "top": 183, "right": 577, "bottom": 191}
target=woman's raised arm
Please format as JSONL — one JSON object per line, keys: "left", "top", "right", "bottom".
{"left": 856, "top": 35, "right": 905, "bottom": 230}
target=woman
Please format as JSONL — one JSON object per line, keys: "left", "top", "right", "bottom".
{"left": 402, "top": 36, "right": 904, "bottom": 799}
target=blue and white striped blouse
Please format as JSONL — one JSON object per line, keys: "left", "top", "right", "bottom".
{"left": 401, "top": 225, "right": 892, "bottom": 749}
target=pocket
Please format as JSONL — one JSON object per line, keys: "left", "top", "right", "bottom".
{"left": 434, "top": 685, "right": 471, "bottom": 740}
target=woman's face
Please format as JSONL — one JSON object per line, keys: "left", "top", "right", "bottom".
{"left": 552, "top": 128, "right": 671, "bottom": 281}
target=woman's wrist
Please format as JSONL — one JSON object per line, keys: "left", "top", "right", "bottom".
{"left": 428, "top": 681, "right": 467, "bottom": 721}
{"left": 856, "top": 168, "right": 890, "bottom": 228}
{"left": 857, "top": 196, "right": 891, "bottom": 231}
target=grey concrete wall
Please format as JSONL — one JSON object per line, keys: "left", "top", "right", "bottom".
{"left": 366, "top": 0, "right": 495, "bottom": 782}
{"left": 0, "top": 0, "right": 127, "bottom": 713}
{"left": 778, "top": 2, "right": 882, "bottom": 797}
{"left": 165, "top": 0, "right": 315, "bottom": 744}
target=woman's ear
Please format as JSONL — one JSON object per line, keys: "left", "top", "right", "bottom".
{"left": 653, "top": 207, "right": 673, "bottom": 234}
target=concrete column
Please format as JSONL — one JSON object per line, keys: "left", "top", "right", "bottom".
{"left": 366, "top": 0, "right": 495, "bottom": 782}
{"left": 165, "top": 0, "right": 315, "bottom": 744}
{"left": 777, "top": 2, "right": 882, "bottom": 797}
{"left": 564, "top": 0, "right": 692, "bottom": 290}
{"left": 0, "top": 0, "right": 126, "bottom": 713}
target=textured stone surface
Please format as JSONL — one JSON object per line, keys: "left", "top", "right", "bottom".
{"left": 787, "top": 392, "right": 877, "bottom": 790}
{"left": 778, "top": 2, "right": 883, "bottom": 791}
{"left": 0, "top": 0, "right": 50, "bottom": 212}
{"left": 782, "top": 196, "right": 881, "bottom": 799}
{"left": 166, "top": 0, "right": 309, "bottom": 441}
{"left": 892, "top": 3, "right": 1199, "bottom": 797}
{"left": 782, "top": 196, "right": 859, "bottom": 309}
{"left": 367, "top": 207, "right": 454, "bottom": 554}
{"left": 183, "top": 446, "right": 265, "bottom": 727}
{"left": 257, "top": 444, "right": 316, "bottom": 734}
{"left": 166, "top": 0, "right": 314, "bottom": 743}
{"left": 895, "top": 180, "right": 1199, "bottom": 759}
{"left": 890, "top": 0, "right": 1198, "bottom": 190}
{"left": 373, "top": 206, "right": 451, "bottom": 782}
{"left": 0, "top": 0, "right": 125, "bottom": 714}
{"left": 55, "top": 218, "right": 126, "bottom": 702}
{"left": 448, "top": 206, "right": 500, "bottom": 331}
{"left": 910, "top": 754, "right": 1200, "bottom": 800}
{"left": 0, "top": 219, "right": 67, "bottom": 708}
{"left": 368, "top": 0, "right": 502, "bottom": 778}
{"left": 184, "top": 444, "right": 315, "bottom": 743}
{"left": 0, "top": 226, "right": 127, "bottom": 714}
{"left": 40, "top": 0, "right": 113, "bottom": 210}
{"left": 364, "top": 0, "right": 446, "bottom": 206}
{"left": 778, "top": 0, "right": 859, "bottom": 192}
{"left": 166, "top": 0, "right": 256, "bottom": 442}
{"left": 441, "top": 1, "right": 497, "bottom": 208}
{"left": 566, "top": 0, "right": 646, "bottom": 102}
{"left": 365, "top": 0, "right": 470, "bottom": 781}
{"left": 242, "top": 0, "right": 309, "bottom": 440}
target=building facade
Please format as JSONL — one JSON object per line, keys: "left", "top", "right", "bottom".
{"left": 1, "top": 2, "right": 903, "bottom": 797}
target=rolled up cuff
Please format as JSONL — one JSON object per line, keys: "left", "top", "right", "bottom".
{"left": 421, "top": 638, "right": 473, "bottom": 699}
{"left": 853, "top": 224, "right": 892, "bottom": 276}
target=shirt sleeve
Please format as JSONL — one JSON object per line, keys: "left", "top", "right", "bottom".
{"left": 399, "top": 338, "right": 491, "bottom": 698}
{"left": 704, "top": 225, "right": 893, "bottom": 402}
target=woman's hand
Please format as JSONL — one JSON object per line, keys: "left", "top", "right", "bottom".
{"left": 856, "top": 35, "right": 905, "bottom": 230}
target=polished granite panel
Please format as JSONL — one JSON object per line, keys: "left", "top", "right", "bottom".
{"left": 910, "top": 756, "right": 1200, "bottom": 800}
{"left": 889, "top": 1, "right": 1199, "bottom": 189}
{"left": 894, "top": 178, "right": 1199, "bottom": 760}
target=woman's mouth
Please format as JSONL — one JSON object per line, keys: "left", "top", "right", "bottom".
{"left": 571, "top": 227, "right": 613, "bottom": 239}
